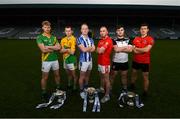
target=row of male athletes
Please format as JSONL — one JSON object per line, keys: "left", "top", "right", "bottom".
{"left": 36, "top": 20, "right": 154, "bottom": 103}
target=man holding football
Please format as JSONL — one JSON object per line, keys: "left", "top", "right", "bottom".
{"left": 130, "top": 23, "right": 154, "bottom": 97}
{"left": 97, "top": 26, "right": 113, "bottom": 103}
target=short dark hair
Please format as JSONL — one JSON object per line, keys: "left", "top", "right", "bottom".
{"left": 116, "top": 25, "right": 125, "bottom": 30}
{"left": 65, "top": 26, "right": 72, "bottom": 30}
{"left": 140, "top": 23, "right": 149, "bottom": 29}
{"left": 42, "top": 20, "right": 51, "bottom": 26}
{"left": 100, "top": 26, "right": 108, "bottom": 31}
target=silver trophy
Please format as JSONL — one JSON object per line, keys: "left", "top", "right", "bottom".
{"left": 126, "top": 92, "right": 136, "bottom": 106}
{"left": 82, "top": 87, "right": 101, "bottom": 112}
{"left": 118, "top": 91, "right": 144, "bottom": 108}
{"left": 86, "top": 87, "right": 96, "bottom": 103}
{"left": 36, "top": 89, "right": 66, "bottom": 109}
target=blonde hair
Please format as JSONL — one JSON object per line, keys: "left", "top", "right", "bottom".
{"left": 42, "top": 20, "right": 51, "bottom": 26}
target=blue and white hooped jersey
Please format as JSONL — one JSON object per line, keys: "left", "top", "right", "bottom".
{"left": 77, "top": 35, "right": 94, "bottom": 62}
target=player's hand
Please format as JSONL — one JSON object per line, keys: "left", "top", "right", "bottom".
{"left": 88, "top": 47, "right": 92, "bottom": 51}
{"left": 66, "top": 49, "right": 71, "bottom": 53}
{"left": 133, "top": 48, "right": 139, "bottom": 54}
{"left": 44, "top": 47, "right": 53, "bottom": 52}
{"left": 60, "top": 48, "right": 68, "bottom": 53}
{"left": 54, "top": 45, "right": 60, "bottom": 50}
{"left": 127, "top": 45, "right": 133, "bottom": 52}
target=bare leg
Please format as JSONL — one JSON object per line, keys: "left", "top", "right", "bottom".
{"left": 41, "top": 72, "right": 49, "bottom": 100}
{"left": 79, "top": 71, "right": 86, "bottom": 91}
{"left": 142, "top": 72, "right": 149, "bottom": 93}
{"left": 130, "top": 68, "right": 138, "bottom": 90}
{"left": 109, "top": 70, "right": 118, "bottom": 90}
{"left": 103, "top": 73, "right": 110, "bottom": 96}
{"left": 131, "top": 68, "right": 138, "bottom": 84}
{"left": 84, "top": 70, "right": 91, "bottom": 88}
{"left": 99, "top": 72, "right": 105, "bottom": 93}
{"left": 53, "top": 69, "right": 61, "bottom": 89}
{"left": 65, "top": 69, "right": 73, "bottom": 87}
{"left": 120, "top": 70, "right": 128, "bottom": 90}
{"left": 41, "top": 72, "right": 49, "bottom": 91}
{"left": 70, "top": 70, "right": 78, "bottom": 90}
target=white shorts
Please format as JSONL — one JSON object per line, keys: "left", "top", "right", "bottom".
{"left": 98, "top": 64, "right": 110, "bottom": 74}
{"left": 42, "top": 60, "right": 59, "bottom": 72}
{"left": 79, "top": 61, "right": 92, "bottom": 72}
{"left": 63, "top": 61, "right": 76, "bottom": 70}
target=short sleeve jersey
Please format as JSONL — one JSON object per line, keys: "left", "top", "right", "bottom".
{"left": 36, "top": 34, "right": 59, "bottom": 61}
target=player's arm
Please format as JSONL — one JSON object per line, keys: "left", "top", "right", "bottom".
{"left": 133, "top": 45, "right": 152, "bottom": 54}
{"left": 37, "top": 43, "right": 53, "bottom": 53}
{"left": 90, "top": 39, "right": 95, "bottom": 52}
{"left": 97, "top": 41, "right": 110, "bottom": 54}
{"left": 114, "top": 45, "right": 127, "bottom": 53}
{"left": 97, "top": 46, "right": 106, "bottom": 54}
{"left": 46, "top": 43, "right": 61, "bottom": 51}
{"left": 123, "top": 39, "right": 133, "bottom": 53}
{"left": 78, "top": 44, "right": 92, "bottom": 52}
{"left": 90, "top": 44, "right": 95, "bottom": 52}
{"left": 45, "top": 37, "right": 61, "bottom": 51}
{"left": 77, "top": 38, "right": 92, "bottom": 52}
{"left": 60, "top": 39, "right": 68, "bottom": 53}
{"left": 60, "top": 47, "right": 70, "bottom": 53}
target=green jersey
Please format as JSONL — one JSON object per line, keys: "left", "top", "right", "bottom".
{"left": 36, "top": 34, "right": 59, "bottom": 62}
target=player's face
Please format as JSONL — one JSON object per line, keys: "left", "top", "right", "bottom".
{"left": 65, "top": 28, "right": 72, "bottom": 37}
{"left": 81, "top": 25, "right": 89, "bottom": 36}
{"left": 116, "top": 27, "right": 125, "bottom": 37}
{"left": 140, "top": 26, "right": 149, "bottom": 36}
{"left": 42, "top": 25, "right": 51, "bottom": 34}
{"left": 100, "top": 27, "right": 108, "bottom": 38}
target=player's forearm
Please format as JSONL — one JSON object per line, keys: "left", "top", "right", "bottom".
{"left": 90, "top": 46, "right": 95, "bottom": 52}
{"left": 68, "top": 50, "right": 75, "bottom": 55}
{"left": 46, "top": 46, "right": 60, "bottom": 51}
{"left": 123, "top": 45, "right": 133, "bottom": 53}
{"left": 60, "top": 48, "right": 69, "bottom": 53}
{"left": 81, "top": 47, "right": 91, "bottom": 52}
{"left": 135, "top": 47, "right": 150, "bottom": 53}
{"left": 123, "top": 48, "right": 133, "bottom": 53}
{"left": 114, "top": 46, "right": 127, "bottom": 52}
{"left": 41, "top": 48, "right": 53, "bottom": 53}
{"left": 97, "top": 47, "right": 105, "bottom": 54}
{"left": 133, "top": 48, "right": 144, "bottom": 54}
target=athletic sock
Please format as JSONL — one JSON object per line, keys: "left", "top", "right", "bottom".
{"left": 68, "top": 79, "right": 72, "bottom": 87}
{"left": 41, "top": 89, "right": 48, "bottom": 101}
{"left": 129, "top": 83, "right": 135, "bottom": 90}
{"left": 142, "top": 91, "right": 148, "bottom": 97}
{"left": 73, "top": 82, "right": 77, "bottom": 90}
{"left": 83, "top": 83, "right": 88, "bottom": 89}
{"left": 56, "top": 84, "right": 61, "bottom": 90}
{"left": 122, "top": 86, "right": 128, "bottom": 92}
{"left": 41, "top": 89, "right": 47, "bottom": 95}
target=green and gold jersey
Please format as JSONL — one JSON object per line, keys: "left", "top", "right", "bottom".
{"left": 36, "top": 34, "right": 59, "bottom": 62}
{"left": 61, "top": 35, "right": 77, "bottom": 64}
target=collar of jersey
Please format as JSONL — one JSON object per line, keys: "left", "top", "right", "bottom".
{"left": 42, "top": 34, "right": 52, "bottom": 39}
{"left": 81, "top": 34, "right": 90, "bottom": 40}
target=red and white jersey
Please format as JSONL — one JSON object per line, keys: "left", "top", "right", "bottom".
{"left": 97, "top": 36, "right": 113, "bottom": 65}
{"left": 133, "top": 36, "right": 154, "bottom": 64}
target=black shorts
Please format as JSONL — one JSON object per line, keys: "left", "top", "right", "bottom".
{"left": 132, "top": 61, "right": 150, "bottom": 72}
{"left": 111, "top": 62, "right": 129, "bottom": 71}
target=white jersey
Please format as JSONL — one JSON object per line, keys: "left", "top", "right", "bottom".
{"left": 112, "top": 37, "right": 131, "bottom": 63}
